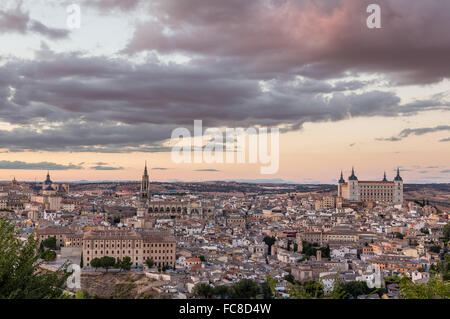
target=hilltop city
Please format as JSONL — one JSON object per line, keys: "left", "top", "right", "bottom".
{"left": 1, "top": 165, "right": 449, "bottom": 299}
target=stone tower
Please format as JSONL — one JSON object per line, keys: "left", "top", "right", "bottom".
{"left": 393, "top": 167, "right": 403, "bottom": 205}
{"left": 348, "top": 167, "right": 360, "bottom": 201}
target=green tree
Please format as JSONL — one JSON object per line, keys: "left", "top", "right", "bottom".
{"left": 230, "top": 279, "right": 260, "bottom": 299}
{"left": 193, "top": 283, "right": 213, "bottom": 298}
{"left": 199, "top": 255, "right": 206, "bottom": 262}
{"left": 90, "top": 258, "right": 101, "bottom": 271}
{"left": 80, "top": 252, "right": 84, "bottom": 268}
{"left": 213, "top": 285, "right": 230, "bottom": 298}
{"left": 329, "top": 279, "right": 348, "bottom": 299}
{"left": 119, "top": 256, "right": 132, "bottom": 271}
{"left": 100, "top": 256, "right": 116, "bottom": 272}
{"left": 284, "top": 274, "right": 295, "bottom": 284}
{"left": 42, "top": 236, "right": 57, "bottom": 250}
{"left": 260, "top": 280, "right": 273, "bottom": 299}
{"left": 399, "top": 276, "right": 450, "bottom": 299}
{"left": 340, "top": 281, "right": 372, "bottom": 298}
{"left": 429, "top": 245, "right": 441, "bottom": 254}
{"left": 265, "top": 276, "right": 278, "bottom": 299}
{"left": 41, "top": 249, "right": 57, "bottom": 262}
{"left": 395, "top": 232, "right": 404, "bottom": 239}
{"left": 443, "top": 223, "right": 450, "bottom": 243}
{"left": 161, "top": 264, "right": 170, "bottom": 272}
{"left": 38, "top": 241, "right": 45, "bottom": 254}
{"left": 0, "top": 218, "right": 69, "bottom": 298}
{"left": 145, "top": 258, "right": 154, "bottom": 269}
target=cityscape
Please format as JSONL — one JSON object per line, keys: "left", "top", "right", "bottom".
{"left": 1, "top": 165, "right": 449, "bottom": 300}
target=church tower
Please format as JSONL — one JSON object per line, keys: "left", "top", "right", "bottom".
{"left": 140, "top": 162, "right": 149, "bottom": 200}
{"left": 338, "top": 171, "right": 345, "bottom": 197}
{"left": 348, "top": 167, "right": 359, "bottom": 201}
{"left": 393, "top": 167, "right": 403, "bottom": 205}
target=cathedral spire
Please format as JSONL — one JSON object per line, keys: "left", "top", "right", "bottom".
{"left": 338, "top": 171, "right": 345, "bottom": 183}
{"left": 394, "top": 167, "right": 403, "bottom": 181}
{"left": 382, "top": 171, "right": 387, "bottom": 182}
{"left": 140, "top": 162, "right": 149, "bottom": 200}
{"left": 349, "top": 167, "right": 358, "bottom": 180}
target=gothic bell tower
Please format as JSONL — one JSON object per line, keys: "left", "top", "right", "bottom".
{"left": 140, "top": 161, "right": 150, "bottom": 200}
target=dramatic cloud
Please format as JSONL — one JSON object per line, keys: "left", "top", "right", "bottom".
{"left": 0, "top": 1, "right": 448, "bottom": 156}
{"left": 121, "top": 0, "right": 450, "bottom": 84}
{"left": 0, "top": 160, "right": 82, "bottom": 170}
{"left": 0, "top": 45, "right": 447, "bottom": 153}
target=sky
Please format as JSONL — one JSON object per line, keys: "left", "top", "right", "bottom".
{"left": 0, "top": 0, "right": 449, "bottom": 184}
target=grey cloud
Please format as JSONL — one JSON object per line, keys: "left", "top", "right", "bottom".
{"left": 152, "top": 167, "right": 170, "bottom": 170}
{"left": 90, "top": 165, "right": 124, "bottom": 170}
{"left": 0, "top": 4, "right": 69, "bottom": 39}
{"left": 194, "top": 169, "right": 219, "bottom": 172}
{"left": 377, "top": 125, "right": 450, "bottom": 142}
{"left": 120, "top": 0, "right": 450, "bottom": 85}
{"left": 0, "top": 160, "right": 82, "bottom": 170}
{"left": 0, "top": 45, "right": 447, "bottom": 153}
{"left": 83, "top": 0, "right": 142, "bottom": 12}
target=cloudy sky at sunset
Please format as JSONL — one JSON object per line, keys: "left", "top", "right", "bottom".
{"left": 0, "top": 0, "right": 449, "bottom": 183}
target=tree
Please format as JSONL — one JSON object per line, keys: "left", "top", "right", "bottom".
{"left": 120, "top": 256, "right": 132, "bottom": 271}
{"left": 395, "top": 232, "right": 404, "bottom": 239}
{"left": 41, "top": 249, "right": 57, "bottom": 262}
{"left": 230, "top": 279, "right": 260, "bottom": 299}
{"left": 265, "top": 276, "right": 278, "bottom": 299}
{"left": 284, "top": 274, "right": 295, "bottom": 284}
{"left": 340, "top": 281, "right": 372, "bottom": 299}
{"left": 0, "top": 217, "right": 69, "bottom": 298}
{"left": 42, "top": 236, "right": 57, "bottom": 250}
{"left": 429, "top": 245, "right": 441, "bottom": 254}
{"left": 80, "top": 252, "right": 84, "bottom": 268}
{"left": 38, "top": 241, "right": 45, "bottom": 254}
{"left": 90, "top": 258, "right": 101, "bottom": 271}
{"left": 213, "top": 285, "right": 230, "bottom": 298}
{"left": 100, "top": 256, "right": 116, "bottom": 272}
{"left": 329, "top": 279, "right": 348, "bottom": 299}
{"left": 193, "top": 283, "right": 213, "bottom": 298}
{"left": 303, "top": 280, "right": 324, "bottom": 298}
{"left": 399, "top": 276, "right": 450, "bottom": 299}
{"left": 199, "top": 255, "right": 206, "bottom": 262}
{"left": 145, "top": 258, "right": 154, "bottom": 269}
{"left": 442, "top": 223, "right": 450, "bottom": 243}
